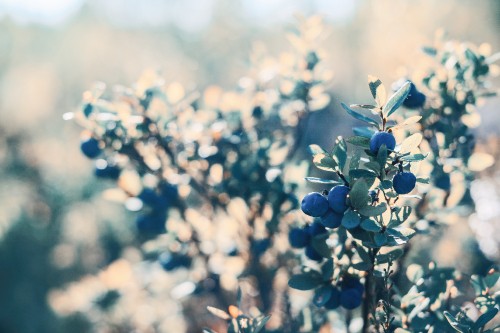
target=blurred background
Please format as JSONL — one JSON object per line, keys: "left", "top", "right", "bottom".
{"left": 0, "top": 0, "right": 499, "bottom": 332}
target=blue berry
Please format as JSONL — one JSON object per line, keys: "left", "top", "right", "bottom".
{"left": 404, "top": 82, "right": 426, "bottom": 109}
{"left": 288, "top": 228, "right": 311, "bottom": 248}
{"left": 136, "top": 211, "right": 167, "bottom": 234}
{"left": 393, "top": 171, "right": 417, "bottom": 194}
{"left": 320, "top": 209, "right": 342, "bottom": 229}
{"left": 94, "top": 161, "right": 120, "bottom": 179}
{"left": 340, "top": 288, "right": 363, "bottom": 309}
{"left": 305, "top": 244, "right": 323, "bottom": 262}
{"left": 324, "top": 286, "right": 341, "bottom": 310}
{"left": 160, "top": 182, "right": 179, "bottom": 202}
{"left": 341, "top": 276, "right": 364, "bottom": 295}
{"left": 328, "top": 185, "right": 349, "bottom": 214}
{"left": 159, "top": 252, "right": 192, "bottom": 271}
{"left": 80, "top": 137, "right": 101, "bottom": 158}
{"left": 307, "top": 221, "right": 328, "bottom": 237}
{"left": 393, "top": 79, "right": 426, "bottom": 109}
{"left": 251, "top": 238, "right": 271, "bottom": 256}
{"left": 369, "top": 131, "right": 396, "bottom": 154}
{"left": 301, "top": 192, "right": 329, "bottom": 217}
{"left": 434, "top": 173, "right": 451, "bottom": 191}
{"left": 138, "top": 189, "right": 166, "bottom": 210}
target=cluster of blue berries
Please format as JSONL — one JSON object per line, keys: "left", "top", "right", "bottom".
{"left": 300, "top": 185, "right": 349, "bottom": 229}
{"left": 81, "top": 136, "right": 179, "bottom": 235}
{"left": 320, "top": 276, "right": 364, "bottom": 310}
{"left": 370, "top": 131, "right": 417, "bottom": 195}
{"left": 80, "top": 137, "right": 122, "bottom": 180}
{"left": 136, "top": 184, "right": 178, "bottom": 235}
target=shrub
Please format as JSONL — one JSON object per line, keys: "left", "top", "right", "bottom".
{"left": 64, "top": 17, "right": 500, "bottom": 333}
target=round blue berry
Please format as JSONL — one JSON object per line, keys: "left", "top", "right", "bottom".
{"left": 94, "top": 162, "right": 121, "bottom": 179}
{"left": 369, "top": 131, "right": 396, "bottom": 154}
{"left": 288, "top": 228, "right": 311, "bottom": 248}
{"left": 136, "top": 211, "right": 167, "bottom": 234}
{"left": 328, "top": 185, "right": 349, "bottom": 214}
{"left": 251, "top": 238, "right": 271, "bottom": 256}
{"left": 80, "top": 137, "right": 101, "bottom": 158}
{"left": 320, "top": 209, "right": 343, "bottom": 229}
{"left": 138, "top": 188, "right": 165, "bottom": 210}
{"left": 393, "top": 171, "right": 417, "bottom": 194}
{"left": 307, "top": 221, "right": 328, "bottom": 237}
{"left": 324, "top": 286, "right": 341, "bottom": 310}
{"left": 341, "top": 276, "right": 364, "bottom": 295}
{"left": 305, "top": 244, "right": 323, "bottom": 262}
{"left": 160, "top": 182, "right": 179, "bottom": 202}
{"left": 434, "top": 173, "right": 451, "bottom": 191}
{"left": 301, "top": 192, "right": 329, "bottom": 217}
{"left": 404, "top": 82, "right": 426, "bottom": 109}
{"left": 340, "top": 288, "right": 363, "bottom": 310}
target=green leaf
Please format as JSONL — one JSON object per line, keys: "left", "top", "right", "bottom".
{"left": 305, "top": 177, "right": 343, "bottom": 185}
{"left": 365, "top": 161, "right": 382, "bottom": 174}
{"left": 349, "top": 169, "right": 378, "bottom": 179}
{"left": 368, "top": 75, "right": 386, "bottom": 107}
{"left": 388, "top": 206, "right": 412, "bottom": 228}
{"left": 288, "top": 271, "right": 323, "bottom": 290}
{"left": 308, "top": 144, "right": 327, "bottom": 156}
{"left": 331, "top": 136, "right": 348, "bottom": 171}
{"left": 353, "top": 126, "right": 376, "bottom": 138}
{"left": 389, "top": 115, "right": 422, "bottom": 130}
{"left": 471, "top": 275, "right": 487, "bottom": 295}
{"left": 355, "top": 244, "right": 373, "bottom": 268}
{"left": 383, "top": 81, "right": 412, "bottom": 117}
{"left": 381, "top": 180, "right": 392, "bottom": 189}
{"left": 341, "top": 102, "right": 379, "bottom": 127}
{"left": 361, "top": 218, "right": 382, "bottom": 232}
{"left": 321, "top": 258, "right": 335, "bottom": 281}
{"left": 342, "top": 210, "right": 361, "bottom": 229}
{"left": 416, "top": 177, "right": 429, "bottom": 184}
{"left": 385, "top": 232, "right": 409, "bottom": 246}
{"left": 374, "top": 233, "right": 388, "bottom": 246}
{"left": 473, "top": 307, "right": 498, "bottom": 330}
{"left": 377, "top": 249, "right": 404, "bottom": 264}
{"left": 359, "top": 203, "right": 387, "bottom": 217}
{"left": 346, "top": 136, "right": 371, "bottom": 148}
{"left": 349, "top": 150, "right": 361, "bottom": 170}
{"left": 377, "top": 144, "right": 388, "bottom": 167}
{"left": 484, "top": 271, "right": 500, "bottom": 289}
{"left": 444, "top": 311, "right": 472, "bottom": 333}
{"left": 400, "top": 133, "right": 423, "bottom": 154}
{"left": 395, "top": 227, "right": 416, "bottom": 238}
{"left": 253, "top": 315, "right": 271, "bottom": 333}
{"left": 312, "top": 233, "right": 331, "bottom": 258}
{"left": 352, "top": 261, "right": 372, "bottom": 271}
{"left": 312, "top": 153, "right": 337, "bottom": 172}
{"left": 400, "top": 153, "right": 427, "bottom": 162}
{"left": 349, "top": 179, "right": 370, "bottom": 209}
{"left": 313, "top": 285, "right": 333, "bottom": 307}
{"left": 422, "top": 46, "right": 437, "bottom": 56}
{"left": 351, "top": 104, "right": 377, "bottom": 109}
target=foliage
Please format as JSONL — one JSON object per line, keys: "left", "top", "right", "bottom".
{"left": 62, "top": 17, "right": 500, "bottom": 333}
